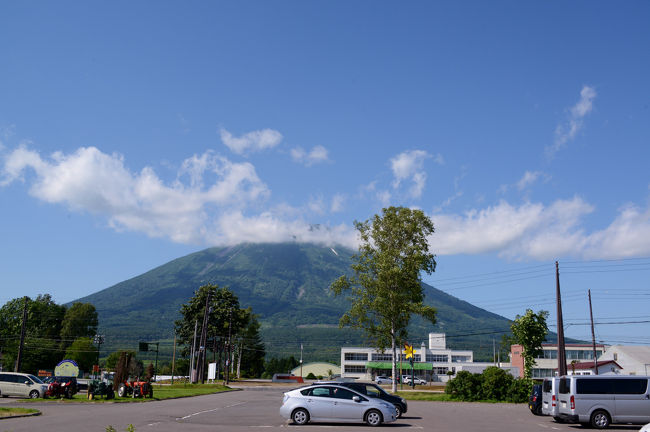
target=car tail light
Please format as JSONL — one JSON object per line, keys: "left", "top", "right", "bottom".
{"left": 552, "top": 394, "right": 556, "bottom": 407}
{"left": 532, "top": 395, "right": 537, "bottom": 402}
{"left": 570, "top": 395, "right": 575, "bottom": 410}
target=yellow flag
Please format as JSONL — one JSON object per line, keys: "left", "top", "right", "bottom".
{"left": 404, "top": 343, "right": 414, "bottom": 359}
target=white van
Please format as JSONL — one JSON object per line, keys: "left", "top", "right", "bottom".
{"left": 541, "top": 376, "right": 561, "bottom": 420}
{"left": 557, "top": 375, "right": 650, "bottom": 429}
{"left": 0, "top": 372, "right": 48, "bottom": 398}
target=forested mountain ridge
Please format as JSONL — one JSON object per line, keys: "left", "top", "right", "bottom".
{"left": 75, "top": 243, "right": 514, "bottom": 361}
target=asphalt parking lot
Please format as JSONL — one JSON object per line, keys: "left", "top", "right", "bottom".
{"left": 0, "top": 386, "right": 644, "bottom": 432}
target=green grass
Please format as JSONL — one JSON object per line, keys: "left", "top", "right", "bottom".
{"left": 0, "top": 407, "right": 40, "bottom": 417}
{"left": 19, "top": 383, "right": 233, "bottom": 403}
{"left": 395, "top": 391, "right": 520, "bottom": 404}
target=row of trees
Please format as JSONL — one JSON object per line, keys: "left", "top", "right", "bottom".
{"left": 0, "top": 295, "right": 99, "bottom": 373}
{"left": 174, "top": 284, "right": 266, "bottom": 380}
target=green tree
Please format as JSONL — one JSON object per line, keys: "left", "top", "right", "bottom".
{"left": 64, "top": 337, "right": 98, "bottom": 372}
{"left": 237, "top": 310, "right": 265, "bottom": 378}
{"left": 60, "top": 302, "right": 98, "bottom": 350}
{"left": 105, "top": 350, "right": 136, "bottom": 370}
{"left": 0, "top": 295, "right": 66, "bottom": 373}
{"left": 331, "top": 206, "right": 437, "bottom": 392}
{"left": 510, "top": 309, "right": 549, "bottom": 379}
{"left": 174, "top": 284, "right": 249, "bottom": 380}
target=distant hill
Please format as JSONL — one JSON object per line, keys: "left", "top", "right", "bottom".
{"left": 75, "top": 243, "right": 515, "bottom": 362}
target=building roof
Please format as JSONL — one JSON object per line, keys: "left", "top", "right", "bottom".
{"left": 558, "top": 360, "right": 622, "bottom": 371}
{"left": 606, "top": 345, "right": 650, "bottom": 363}
{"left": 541, "top": 343, "right": 606, "bottom": 348}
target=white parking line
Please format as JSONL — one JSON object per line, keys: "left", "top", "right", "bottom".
{"left": 176, "top": 401, "right": 247, "bottom": 421}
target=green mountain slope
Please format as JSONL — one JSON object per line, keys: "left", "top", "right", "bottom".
{"left": 75, "top": 243, "right": 515, "bottom": 362}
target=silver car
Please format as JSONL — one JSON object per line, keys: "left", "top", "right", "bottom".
{"left": 280, "top": 384, "right": 397, "bottom": 426}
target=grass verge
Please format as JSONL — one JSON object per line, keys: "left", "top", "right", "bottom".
{"left": 0, "top": 407, "right": 40, "bottom": 418}
{"left": 19, "top": 383, "right": 233, "bottom": 403}
{"left": 395, "top": 391, "right": 516, "bottom": 404}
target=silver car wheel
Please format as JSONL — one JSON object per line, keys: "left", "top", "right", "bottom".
{"left": 591, "top": 410, "right": 610, "bottom": 429}
{"left": 365, "top": 409, "right": 383, "bottom": 427}
{"left": 395, "top": 405, "right": 402, "bottom": 418}
{"left": 292, "top": 408, "right": 309, "bottom": 425}
{"left": 29, "top": 390, "right": 40, "bottom": 399}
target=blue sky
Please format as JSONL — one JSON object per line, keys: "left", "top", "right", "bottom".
{"left": 1, "top": 1, "right": 649, "bottom": 346}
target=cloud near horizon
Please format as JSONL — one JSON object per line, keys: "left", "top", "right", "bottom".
{"left": 3, "top": 145, "right": 650, "bottom": 260}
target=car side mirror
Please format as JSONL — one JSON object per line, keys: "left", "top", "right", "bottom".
{"left": 353, "top": 396, "right": 361, "bottom": 402}
{"left": 24, "top": 381, "right": 31, "bottom": 385}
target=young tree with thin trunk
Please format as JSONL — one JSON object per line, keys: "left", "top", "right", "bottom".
{"left": 331, "top": 206, "right": 437, "bottom": 392}
{"left": 510, "top": 309, "right": 549, "bottom": 379}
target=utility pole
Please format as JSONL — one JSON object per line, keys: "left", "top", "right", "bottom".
{"left": 14, "top": 297, "right": 28, "bottom": 372}
{"left": 190, "top": 320, "right": 198, "bottom": 383}
{"left": 197, "top": 291, "right": 212, "bottom": 384}
{"left": 588, "top": 289, "right": 598, "bottom": 375}
{"left": 225, "top": 308, "right": 232, "bottom": 385}
{"left": 556, "top": 261, "right": 567, "bottom": 376}
{"left": 300, "top": 343, "right": 303, "bottom": 378}
{"left": 171, "top": 335, "right": 176, "bottom": 385}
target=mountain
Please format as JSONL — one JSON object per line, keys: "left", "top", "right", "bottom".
{"left": 75, "top": 243, "right": 515, "bottom": 362}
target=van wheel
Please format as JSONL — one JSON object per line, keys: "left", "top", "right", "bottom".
{"left": 590, "top": 410, "right": 611, "bottom": 429}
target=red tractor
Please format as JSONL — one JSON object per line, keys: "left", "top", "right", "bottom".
{"left": 116, "top": 379, "right": 153, "bottom": 398}
{"left": 44, "top": 376, "right": 78, "bottom": 399}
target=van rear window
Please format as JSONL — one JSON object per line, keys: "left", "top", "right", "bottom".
{"left": 614, "top": 379, "right": 648, "bottom": 395}
{"left": 559, "top": 378, "right": 570, "bottom": 394}
{"left": 543, "top": 380, "right": 552, "bottom": 393}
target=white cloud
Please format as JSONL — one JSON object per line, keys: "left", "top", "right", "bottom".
{"left": 331, "top": 193, "right": 346, "bottom": 213}
{"left": 547, "top": 85, "right": 597, "bottom": 158}
{"left": 0, "top": 144, "right": 359, "bottom": 247}
{"left": 432, "top": 196, "right": 650, "bottom": 260}
{"left": 291, "top": 145, "right": 329, "bottom": 166}
{"left": 220, "top": 128, "right": 283, "bottom": 155}
{"left": 390, "top": 150, "right": 441, "bottom": 199}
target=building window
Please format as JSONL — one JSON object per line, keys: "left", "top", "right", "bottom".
{"left": 433, "top": 367, "right": 449, "bottom": 374}
{"left": 371, "top": 353, "right": 392, "bottom": 361}
{"left": 613, "top": 353, "right": 618, "bottom": 361}
{"left": 400, "top": 354, "right": 421, "bottom": 361}
{"left": 344, "top": 365, "right": 366, "bottom": 373}
{"left": 532, "top": 368, "right": 555, "bottom": 378}
{"left": 451, "top": 355, "right": 470, "bottom": 363}
{"left": 344, "top": 353, "right": 369, "bottom": 361}
{"left": 426, "top": 354, "right": 448, "bottom": 362}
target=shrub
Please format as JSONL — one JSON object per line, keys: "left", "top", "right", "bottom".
{"left": 507, "top": 378, "right": 533, "bottom": 403}
{"left": 481, "top": 366, "right": 513, "bottom": 401}
{"left": 305, "top": 372, "right": 317, "bottom": 380}
{"left": 445, "top": 370, "right": 482, "bottom": 401}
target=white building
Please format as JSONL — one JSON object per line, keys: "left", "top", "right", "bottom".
{"left": 341, "top": 333, "right": 516, "bottom": 383}
{"left": 598, "top": 345, "right": 650, "bottom": 376}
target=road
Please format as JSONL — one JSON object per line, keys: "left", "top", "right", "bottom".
{"left": 0, "top": 386, "right": 643, "bottom": 432}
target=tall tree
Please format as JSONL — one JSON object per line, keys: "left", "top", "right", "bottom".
{"left": 174, "top": 285, "right": 248, "bottom": 379}
{"left": 60, "top": 302, "right": 98, "bottom": 350}
{"left": 237, "top": 309, "right": 265, "bottom": 378}
{"left": 510, "top": 309, "right": 549, "bottom": 379}
{"left": 331, "top": 206, "right": 437, "bottom": 392}
{"left": 0, "top": 295, "right": 66, "bottom": 373}
{"left": 63, "top": 337, "right": 98, "bottom": 372}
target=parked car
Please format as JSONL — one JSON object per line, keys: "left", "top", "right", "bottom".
{"left": 640, "top": 423, "right": 650, "bottom": 432}
{"left": 317, "top": 381, "right": 408, "bottom": 418}
{"left": 375, "top": 375, "right": 392, "bottom": 385}
{"left": 558, "top": 375, "right": 650, "bottom": 428}
{"left": 0, "top": 372, "right": 48, "bottom": 399}
{"left": 402, "top": 375, "right": 426, "bottom": 385}
{"left": 541, "top": 377, "right": 562, "bottom": 420}
{"left": 528, "top": 384, "right": 543, "bottom": 415}
{"left": 280, "top": 384, "right": 397, "bottom": 426}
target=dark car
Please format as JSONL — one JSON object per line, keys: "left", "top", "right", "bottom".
{"left": 529, "top": 384, "right": 543, "bottom": 415}
{"left": 318, "top": 381, "right": 408, "bottom": 418}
